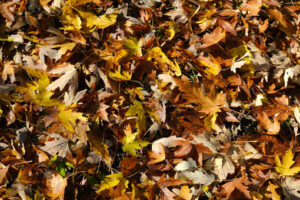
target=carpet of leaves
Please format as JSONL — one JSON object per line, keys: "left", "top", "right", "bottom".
{"left": 0, "top": 0, "right": 300, "bottom": 199}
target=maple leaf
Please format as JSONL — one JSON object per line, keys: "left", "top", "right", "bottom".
{"left": 221, "top": 177, "right": 251, "bottom": 199}
{"left": 17, "top": 69, "right": 60, "bottom": 107}
{"left": 175, "top": 78, "right": 226, "bottom": 115}
{"left": 178, "top": 185, "right": 192, "bottom": 200}
{"left": 96, "top": 173, "right": 128, "bottom": 193}
{"left": 109, "top": 69, "right": 132, "bottom": 81}
{"left": 47, "top": 64, "right": 78, "bottom": 92}
{"left": 76, "top": 8, "right": 118, "bottom": 31}
{"left": 123, "top": 37, "right": 142, "bottom": 56}
{"left": 50, "top": 42, "right": 76, "bottom": 55}
{"left": 275, "top": 149, "right": 300, "bottom": 176}
{"left": 126, "top": 100, "right": 160, "bottom": 134}
{"left": 39, "top": 132, "right": 70, "bottom": 157}
{"left": 47, "top": 64, "right": 79, "bottom": 105}
{"left": 61, "top": 5, "right": 82, "bottom": 30}
{"left": 146, "top": 47, "right": 181, "bottom": 76}
{"left": 198, "top": 27, "right": 225, "bottom": 48}
{"left": 122, "top": 133, "right": 149, "bottom": 156}
{"left": 256, "top": 112, "right": 280, "bottom": 135}
{"left": 57, "top": 105, "right": 87, "bottom": 133}
{"left": 198, "top": 54, "right": 221, "bottom": 76}
{"left": 240, "top": 0, "right": 262, "bottom": 17}
{"left": 126, "top": 100, "right": 146, "bottom": 133}
{"left": 266, "top": 182, "right": 281, "bottom": 200}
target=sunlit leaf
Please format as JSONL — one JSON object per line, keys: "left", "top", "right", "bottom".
{"left": 275, "top": 149, "right": 300, "bottom": 176}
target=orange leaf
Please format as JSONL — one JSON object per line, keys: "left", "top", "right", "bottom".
{"left": 199, "top": 27, "right": 225, "bottom": 48}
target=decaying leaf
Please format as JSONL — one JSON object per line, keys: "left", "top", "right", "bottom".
{"left": 178, "top": 168, "right": 215, "bottom": 185}
{"left": 43, "top": 171, "right": 67, "bottom": 200}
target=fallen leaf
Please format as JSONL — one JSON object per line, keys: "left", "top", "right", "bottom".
{"left": 43, "top": 171, "right": 67, "bottom": 200}
{"left": 221, "top": 177, "right": 251, "bottom": 199}
{"left": 199, "top": 27, "right": 225, "bottom": 48}
{"left": 283, "top": 177, "right": 300, "bottom": 199}
{"left": 256, "top": 112, "right": 280, "bottom": 135}
{"left": 122, "top": 133, "right": 149, "bottom": 156}
{"left": 178, "top": 168, "right": 215, "bottom": 185}
{"left": 240, "top": 0, "right": 262, "bottom": 17}
{"left": 178, "top": 185, "right": 192, "bottom": 200}
{"left": 39, "top": 132, "right": 70, "bottom": 157}
{"left": 275, "top": 149, "right": 300, "bottom": 176}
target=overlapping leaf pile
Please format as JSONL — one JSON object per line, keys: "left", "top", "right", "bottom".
{"left": 0, "top": 0, "right": 300, "bottom": 199}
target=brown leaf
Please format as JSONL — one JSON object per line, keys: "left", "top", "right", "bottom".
{"left": 148, "top": 143, "right": 166, "bottom": 165}
{"left": 0, "top": 1, "right": 16, "bottom": 22}
{"left": 267, "top": 8, "right": 297, "bottom": 35}
{"left": 256, "top": 112, "right": 280, "bottom": 135}
{"left": 199, "top": 27, "right": 225, "bottom": 48}
{"left": 121, "top": 157, "right": 138, "bottom": 176}
{"left": 173, "top": 139, "right": 192, "bottom": 157}
{"left": 218, "top": 19, "right": 237, "bottom": 36}
{"left": 240, "top": 0, "right": 262, "bottom": 17}
{"left": 43, "top": 171, "right": 67, "bottom": 200}
{"left": 0, "top": 165, "right": 9, "bottom": 185}
{"left": 259, "top": 19, "right": 269, "bottom": 33}
{"left": 175, "top": 77, "right": 226, "bottom": 115}
{"left": 97, "top": 103, "right": 109, "bottom": 121}
{"left": 221, "top": 177, "right": 251, "bottom": 199}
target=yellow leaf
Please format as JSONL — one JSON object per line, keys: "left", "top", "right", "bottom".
{"left": 123, "top": 38, "right": 142, "bottom": 56}
{"left": 267, "top": 182, "right": 281, "bottom": 200}
{"left": 146, "top": 47, "right": 181, "bottom": 76}
{"left": 57, "top": 105, "right": 87, "bottom": 133}
{"left": 125, "top": 100, "right": 146, "bottom": 133}
{"left": 76, "top": 9, "right": 118, "bottom": 30}
{"left": 198, "top": 54, "right": 221, "bottom": 76}
{"left": 275, "top": 149, "right": 300, "bottom": 176}
{"left": 179, "top": 185, "right": 192, "bottom": 200}
{"left": 127, "top": 87, "right": 145, "bottom": 100}
{"left": 166, "top": 26, "right": 175, "bottom": 41}
{"left": 51, "top": 42, "right": 76, "bottom": 55}
{"left": 96, "top": 9, "right": 118, "bottom": 29}
{"left": 125, "top": 100, "right": 160, "bottom": 133}
{"left": 109, "top": 69, "right": 132, "bottom": 81}
{"left": 17, "top": 69, "right": 60, "bottom": 107}
{"left": 97, "top": 173, "right": 128, "bottom": 194}
{"left": 204, "top": 113, "right": 218, "bottom": 132}
{"left": 61, "top": 6, "right": 82, "bottom": 30}
{"left": 122, "top": 133, "right": 149, "bottom": 156}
